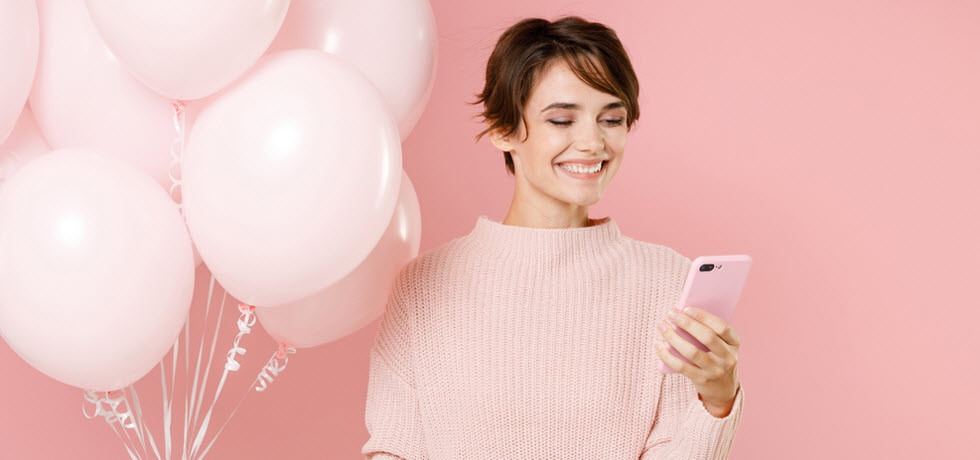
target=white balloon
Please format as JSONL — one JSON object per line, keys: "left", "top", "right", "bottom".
{"left": 0, "top": 0, "right": 39, "bottom": 143}
{"left": 84, "top": 0, "right": 290, "bottom": 100}
{"left": 0, "top": 149, "right": 194, "bottom": 391}
{"left": 267, "top": 0, "right": 438, "bottom": 141}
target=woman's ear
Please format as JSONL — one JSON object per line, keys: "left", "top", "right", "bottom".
{"left": 489, "top": 127, "right": 516, "bottom": 153}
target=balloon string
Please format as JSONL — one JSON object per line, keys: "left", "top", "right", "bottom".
{"left": 128, "top": 384, "right": 162, "bottom": 460}
{"left": 160, "top": 334, "right": 177, "bottom": 460}
{"left": 225, "top": 303, "right": 256, "bottom": 373}
{"left": 181, "top": 308, "right": 192, "bottom": 460}
{"left": 155, "top": 310, "right": 183, "bottom": 460}
{"left": 126, "top": 386, "right": 147, "bottom": 459}
{"left": 187, "top": 303, "right": 256, "bottom": 459}
{"left": 191, "top": 289, "right": 227, "bottom": 437}
{"left": 255, "top": 343, "right": 296, "bottom": 392}
{"left": 83, "top": 389, "right": 143, "bottom": 458}
{"left": 168, "top": 100, "right": 186, "bottom": 210}
{"left": 167, "top": 101, "right": 188, "bottom": 460}
{"left": 80, "top": 301, "right": 293, "bottom": 459}
{"left": 82, "top": 389, "right": 139, "bottom": 431}
{"left": 186, "top": 275, "right": 221, "bottom": 446}
{"left": 195, "top": 344, "right": 297, "bottom": 460}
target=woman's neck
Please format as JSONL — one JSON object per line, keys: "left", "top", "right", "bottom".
{"left": 501, "top": 198, "right": 595, "bottom": 229}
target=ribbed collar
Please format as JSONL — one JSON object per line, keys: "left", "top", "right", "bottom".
{"left": 467, "top": 214, "right": 625, "bottom": 262}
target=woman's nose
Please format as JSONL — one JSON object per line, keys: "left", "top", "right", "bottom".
{"left": 577, "top": 124, "right": 605, "bottom": 152}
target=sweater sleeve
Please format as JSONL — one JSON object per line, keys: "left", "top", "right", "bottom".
{"left": 639, "top": 371, "right": 744, "bottom": 459}
{"left": 361, "top": 267, "right": 428, "bottom": 460}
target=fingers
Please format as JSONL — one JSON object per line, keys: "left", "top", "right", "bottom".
{"left": 674, "top": 306, "right": 740, "bottom": 349}
{"left": 655, "top": 337, "right": 701, "bottom": 377}
{"left": 659, "top": 318, "right": 711, "bottom": 374}
{"left": 664, "top": 308, "right": 728, "bottom": 357}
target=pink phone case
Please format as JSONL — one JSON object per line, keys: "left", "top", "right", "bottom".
{"left": 657, "top": 254, "right": 752, "bottom": 374}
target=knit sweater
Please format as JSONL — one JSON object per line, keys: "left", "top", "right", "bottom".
{"left": 362, "top": 215, "right": 744, "bottom": 459}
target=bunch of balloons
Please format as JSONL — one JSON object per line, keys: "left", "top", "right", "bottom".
{"left": 0, "top": 0, "right": 433, "bottom": 456}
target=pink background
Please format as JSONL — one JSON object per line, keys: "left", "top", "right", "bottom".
{"left": 3, "top": 0, "right": 979, "bottom": 458}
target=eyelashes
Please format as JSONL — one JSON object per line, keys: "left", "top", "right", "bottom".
{"left": 548, "top": 119, "right": 624, "bottom": 127}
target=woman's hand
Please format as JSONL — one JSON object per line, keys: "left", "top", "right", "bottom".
{"left": 655, "top": 305, "right": 741, "bottom": 418}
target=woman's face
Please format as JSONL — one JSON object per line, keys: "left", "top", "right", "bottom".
{"left": 491, "top": 59, "right": 628, "bottom": 210}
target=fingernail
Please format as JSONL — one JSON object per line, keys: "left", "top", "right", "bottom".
{"left": 668, "top": 310, "right": 679, "bottom": 320}
{"left": 659, "top": 320, "right": 667, "bottom": 332}
{"left": 684, "top": 306, "right": 695, "bottom": 315}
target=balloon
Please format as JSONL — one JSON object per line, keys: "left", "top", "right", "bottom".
{"left": 84, "top": 0, "right": 291, "bottom": 100}
{"left": 267, "top": 0, "right": 437, "bottom": 141}
{"left": 0, "top": 106, "right": 50, "bottom": 183}
{"left": 182, "top": 49, "right": 402, "bottom": 307}
{"left": 256, "top": 170, "right": 421, "bottom": 347}
{"left": 0, "top": 149, "right": 195, "bottom": 391}
{"left": 29, "top": 0, "right": 185, "bottom": 191}
{"left": 0, "top": 0, "right": 38, "bottom": 143}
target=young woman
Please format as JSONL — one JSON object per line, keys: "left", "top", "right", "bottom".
{"left": 362, "top": 15, "right": 744, "bottom": 459}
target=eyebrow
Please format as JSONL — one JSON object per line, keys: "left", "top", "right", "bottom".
{"left": 540, "top": 101, "right": 625, "bottom": 113}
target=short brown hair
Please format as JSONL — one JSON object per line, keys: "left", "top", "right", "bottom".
{"left": 470, "top": 16, "right": 641, "bottom": 175}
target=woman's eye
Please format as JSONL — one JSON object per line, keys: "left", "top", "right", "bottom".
{"left": 548, "top": 119, "right": 623, "bottom": 126}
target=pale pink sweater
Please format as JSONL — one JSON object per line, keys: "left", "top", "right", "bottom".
{"left": 362, "top": 215, "right": 744, "bottom": 459}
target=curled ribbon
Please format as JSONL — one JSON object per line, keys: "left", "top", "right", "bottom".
{"left": 82, "top": 389, "right": 139, "bottom": 431}
{"left": 168, "top": 99, "right": 186, "bottom": 209}
{"left": 254, "top": 343, "right": 297, "bottom": 392}
{"left": 224, "top": 303, "right": 256, "bottom": 372}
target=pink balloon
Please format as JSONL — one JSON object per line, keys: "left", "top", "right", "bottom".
{"left": 29, "top": 0, "right": 189, "bottom": 191}
{"left": 84, "top": 0, "right": 290, "bottom": 100}
{"left": 0, "top": 149, "right": 195, "bottom": 391}
{"left": 0, "top": 106, "right": 50, "bottom": 183}
{"left": 0, "top": 0, "right": 38, "bottom": 143}
{"left": 182, "top": 49, "right": 402, "bottom": 307}
{"left": 0, "top": 109, "right": 195, "bottom": 277}
{"left": 267, "top": 0, "right": 438, "bottom": 141}
{"left": 256, "top": 170, "right": 422, "bottom": 347}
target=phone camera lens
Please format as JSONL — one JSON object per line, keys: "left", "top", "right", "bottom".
{"left": 699, "top": 264, "right": 714, "bottom": 272}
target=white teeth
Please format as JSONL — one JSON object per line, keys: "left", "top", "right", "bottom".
{"left": 559, "top": 162, "right": 602, "bottom": 174}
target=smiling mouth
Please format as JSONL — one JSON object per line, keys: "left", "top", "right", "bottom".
{"left": 555, "top": 160, "right": 606, "bottom": 178}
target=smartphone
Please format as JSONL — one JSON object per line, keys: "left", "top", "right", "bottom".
{"left": 657, "top": 254, "right": 752, "bottom": 374}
